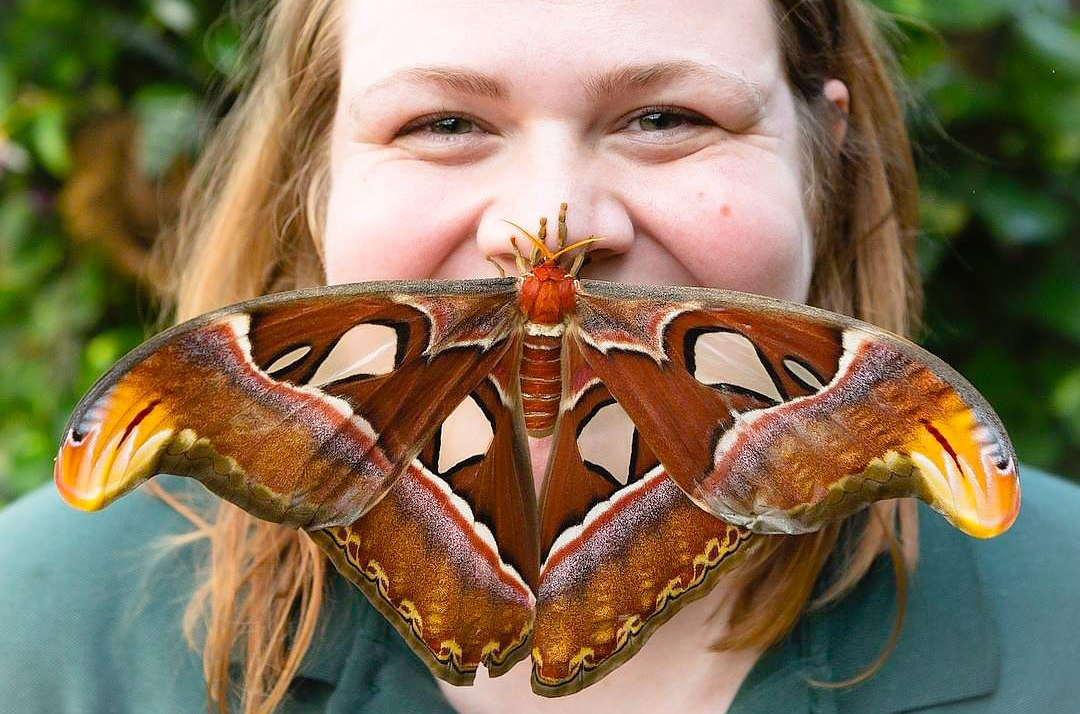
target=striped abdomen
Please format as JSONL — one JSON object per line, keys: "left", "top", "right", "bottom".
{"left": 521, "top": 327, "right": 563, "bottom": 436}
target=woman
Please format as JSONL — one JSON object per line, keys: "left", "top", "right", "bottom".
{"left": 1, "top": 0, "right": 1077, "bottom": 712}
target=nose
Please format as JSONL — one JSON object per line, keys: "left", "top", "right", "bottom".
{"left": 475, "top": 142, "right": 635, "bottom": 273}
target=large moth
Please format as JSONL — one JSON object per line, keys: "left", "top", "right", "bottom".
{"left": 55, "top": 204, "right": 1020, "bottom": 696}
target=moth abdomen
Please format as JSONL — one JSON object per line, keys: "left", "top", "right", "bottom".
{"left": 521, "top": 327, "right": 563, "bottom": 436}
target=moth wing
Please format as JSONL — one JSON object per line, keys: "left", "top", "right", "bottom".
{"left": 530, "top": 337, "right": 753, "bottom": 696}
{"left": 311, "top": 335, "right": 539, "bottom": 685}
{"left": 571, "top": 280, "right": 1020, "bottom": 539}
{"left": 55, "top": 280, "right": 521, "bottom": 530}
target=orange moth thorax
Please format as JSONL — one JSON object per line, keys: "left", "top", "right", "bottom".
{"left": 519, "top": 262, "right": 577, "bottom": 325}
{"left": 506, "top": 203, "right": 599, "bottom": 327}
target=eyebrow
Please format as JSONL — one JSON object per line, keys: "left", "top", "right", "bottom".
{"left": 583, "top": 60, "right": 764, "bottom": 106}
{"left": 356, "top": 59, "right": 766, "bottom": 107}
{"left": 364, "top": 65, "right": 507, "bottom": 100}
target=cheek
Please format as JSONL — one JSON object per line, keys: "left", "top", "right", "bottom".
{"left": 644, "top": 150, "right": 813, "bottom": 302}
{"left": 322, "top": 151, "right": 469, "bottom": 285}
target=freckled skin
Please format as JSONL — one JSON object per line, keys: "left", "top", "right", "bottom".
{"left": 322, "top": 0, "right": 849, "bottom": 302}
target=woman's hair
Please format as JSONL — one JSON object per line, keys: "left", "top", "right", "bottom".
{"left": 152, "top": 0, "right": 921, "bottom": 711}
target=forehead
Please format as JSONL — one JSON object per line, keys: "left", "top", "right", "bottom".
{"left": 339, "top": 0, "right": 783, "bottom": 93}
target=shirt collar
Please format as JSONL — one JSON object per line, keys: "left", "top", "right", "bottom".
{"left": 731, "top": 501, "right": 1000, "bottom": 714}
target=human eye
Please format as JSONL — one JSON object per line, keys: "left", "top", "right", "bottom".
{"left": 394, "top": 111, "right": 489, "bottom": 144}
{"left": 621, "top": 105, "right": 715, "bottom": 140}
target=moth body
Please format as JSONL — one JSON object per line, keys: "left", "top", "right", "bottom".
{"left": 518, "top": 262, "right": 576, "bottom": 324}
{"left": 519, "top": 262, "right": 576, "bottom": 437}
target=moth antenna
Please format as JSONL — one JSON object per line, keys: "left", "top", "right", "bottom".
{"left": 568, "top": 249, "right": 587, "bottom": 276}
{"left": 501, "top": 218, "right": 538, "bottom": 244}
{"left": 486, "top": 255, "right": 507, "bottom": 278}
{"left": 557, "top": 202, "right": 568, "bottom": 250}
{"left": 535, "top": 217, "right": 548, "bottom": 264}
{"left": 550, "top": 235, "right": 603, "bottom": 262}
{"left": 502, "top": 218, "right": 556, "bottom": 262}
{"left": 509, "top": 236, "right": 532, "bottom": 274}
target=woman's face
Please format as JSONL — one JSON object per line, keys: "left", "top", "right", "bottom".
{"left": 324, "top": 0, "right": 837, "bottom": 300}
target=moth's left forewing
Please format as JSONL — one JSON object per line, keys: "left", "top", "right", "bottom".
{"left": 571, "top": 281, "right": 1020, "bottom": 539}
{"left": 54, "top": 281, "right": 522, "bottom": 530}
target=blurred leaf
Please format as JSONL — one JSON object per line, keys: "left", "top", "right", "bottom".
{"left": 152, "top": 0, "right": 198, "bottom": 35}
{"left": 922, "top": 67, "right": 999, "bottom": 125}
{"left": 30, "top": 102, "right": 70, "bottom": 177}
{"left": 916, "top": 188, "right": 970, "bottom": 277}
{"left": 1053, "top": 367, "right": 1080, "bottom": 443}
{"left": 1017, "top": 13, "right": 1080, "bottom": 71}
{"left": 78, "top": 327, "right": 142, "bottom": 392}
{"left": 132, "top": 84, "right": 200, "bottom": 177}
{"left": 204, "top": 18, "right": 242, "bottom": 78}
{"left": 874, "top": 0, "right": 1013, "bottom": 30}
{"left": 1049, "top": 127, "right": 1080, "bottom": 167}
{"left": 915, "top": 232, "right": 949, "bottom": 278}
{"left": 1023, "top": 264, "right": 1080, "bottom": 342}
{"left": 1017, "top": 0, "right": 1073, "bottom": 18}
{"left": 0, "top": 192, "right": 33, "bottom": 250}
{"left": 0, "top": 64, "right": 14, "bottom": 120}
{"left": 919, "top": 187, "right": 971, "bottom": 238}
{"left": 974, "top": 174, "right": 1070, "bottom": 245}
{"left": 101, "top": 16, "right": 198, "bottom": 80}
{"left": 0, "top": 425, "right": 53, "bottom": 502}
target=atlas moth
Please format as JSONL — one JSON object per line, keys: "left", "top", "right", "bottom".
{"left": 55, "top": 203, "right": 1020, "bottom": 696}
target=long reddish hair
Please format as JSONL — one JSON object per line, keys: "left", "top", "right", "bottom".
{"left": 151, "top": 1, "right": 921, "bottom": 711}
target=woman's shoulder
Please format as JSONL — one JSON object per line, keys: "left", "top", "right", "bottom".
{"left": 859, "top": 465, "right": 1080, "bottom": 714}
{"left": 742, "top": 466, "right": 1080, "bottom": 714}
{"left": 891, "top": 466, "right": 1080, "bottom": 713}
{"left": 0, "top": 478, "right": 454, "bottom": 713}
{"left": 957, "top": 465, "right": 1080, "bottom": 711}
{"left": 975, "top": 464, "right": 1080, "bottom": 576}
{"left": 0, "top": 477, "right": 210, "bottom": 713}
{"left": 971, "top": 465, "right": 1080, "bottom": 618}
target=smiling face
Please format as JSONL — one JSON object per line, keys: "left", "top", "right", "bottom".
{"left": 324, "top": 0, "right": 834, "bottom": 302}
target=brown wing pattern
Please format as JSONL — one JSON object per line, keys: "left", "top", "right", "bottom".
{"left": 310, "top": 337, "right": 538, "bottom": 684}
{"left": 55, "top": 280, "right": 520, "bottom": 529}
{"left": 54, "top": 277, "right": 1022, "bottom": 698}
{"left": 531, "top": 339, "right": 754, "bottom": 696}
{"left": 573, "top": 281, "right": 1020, "bottom": 539}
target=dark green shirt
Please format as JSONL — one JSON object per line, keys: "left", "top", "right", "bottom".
{"left": 1, "top": 466, "right": 1078, "bottom": 713}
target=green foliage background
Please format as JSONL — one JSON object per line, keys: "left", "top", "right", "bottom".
{"left": 1, "top": 0, "right": 1077, "bottom": 505}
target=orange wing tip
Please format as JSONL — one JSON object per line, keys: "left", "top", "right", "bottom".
{"left": 941, "top": 469, "right": 1020, "bottom": 540}
{"left": 54, "top": 429, "right": 107, "bottom": 511}
{"left": 910, "top": 448, "right": 1021, "bottom": 539}
{"left": 54, "top": 453, "right": 106, "bottom": 511}
{"left": 54, "top": 424, "right": 175, "bottom": 512}
{"left": 898, "top": 410, "right": 1021, "bottom": 539}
